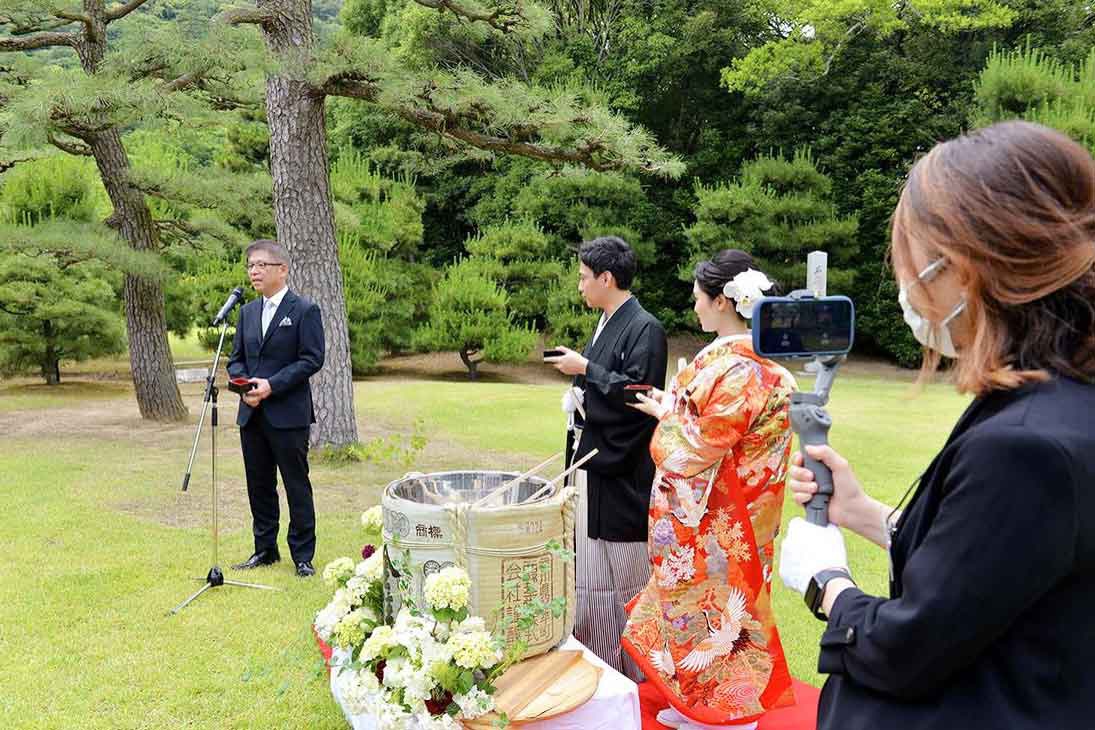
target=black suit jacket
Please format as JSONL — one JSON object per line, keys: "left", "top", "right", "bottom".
{"left": 817, "top": 375, "right": 1095, "bottom": 730}
{"left": 226, "top": 290, "right": 325, "bottom": 429}
{"left": 566, "top": 297, "right": 668, "bottom": 542}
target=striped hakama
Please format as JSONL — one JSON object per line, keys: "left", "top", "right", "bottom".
{"left": 573, "top": 466, "right": 651, "bottom": 682}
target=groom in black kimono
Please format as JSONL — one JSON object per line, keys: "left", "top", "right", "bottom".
{"left": 547, "top": 236, "right": 668, "bottom": 680}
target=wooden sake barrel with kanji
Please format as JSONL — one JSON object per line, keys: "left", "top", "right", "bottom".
{"left": 381, "top": 470, "right": 577, "bottom": 660}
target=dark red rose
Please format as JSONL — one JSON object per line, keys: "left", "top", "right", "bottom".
{"left": 362, "top": 544, "right": 376, "bottom": 560}
{"left": 373, "top": 659, "right": 386, "bottom": 684}
{"left": 425, "top": 691, "right": 453, "bottom": 716}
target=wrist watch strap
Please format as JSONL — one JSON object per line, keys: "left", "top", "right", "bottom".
{"left": 806, "top": 567, "right": 854, "bottom": 620}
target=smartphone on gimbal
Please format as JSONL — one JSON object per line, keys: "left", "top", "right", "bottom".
{"left": 751, "top": 296, "right": 855, "bottom": 359}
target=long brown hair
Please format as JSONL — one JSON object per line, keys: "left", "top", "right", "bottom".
{"left": 891, "top": 120, "right": 1095, "bottom": 395}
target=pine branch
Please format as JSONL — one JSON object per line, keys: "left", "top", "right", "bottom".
{"left": 47, "top": 131, "right": 93, "bottom": 157}
{"left": 215, "top": 7, "right": 277, "bottom": 28}
{"left": 396, "top": 103, "right": 618, "bottom": 170}
{"left": 0, "top": 154, "right": 38, "bottom": 172}
{"left": 51, "top": 9, "right": 93, "bottom": 31}
{"left": 160, "top": 71, "right": 203, "bottom": 93}
{"left": 323, "top": 73, "right": 683, "bottom": 177}
{"left": 0, "top": 301, "right": 33, "bottom": 316}
{"left": 411, "top": 0, "right": 525, "bottom": 32}
{"left": 104, "top": 0, "right": 154, "bottom": 22}
{"left": 0, "top": 31, "right": 75, "bottom": 52}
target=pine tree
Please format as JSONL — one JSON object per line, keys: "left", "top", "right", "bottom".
{"left": 684, "top": 148, "right": 859, "bottom": 294}
{"left": 0, "top": 2, "right": 255, "bottom": 420}
{"left": 209, "top": 0, "right": 681, "bottom": 443}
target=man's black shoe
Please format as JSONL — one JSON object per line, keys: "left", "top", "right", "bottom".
{"left": 295, "top": 561, "right": 315, "bottom": 578}
{"left": 232, "top": 550, "right": 280, "bottom": 570}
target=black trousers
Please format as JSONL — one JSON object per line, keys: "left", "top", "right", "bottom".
{"left": 240, "top": 412, "right": 316, "bottom": 563}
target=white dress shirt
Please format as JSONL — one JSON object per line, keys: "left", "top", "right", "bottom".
{"left": 261, "top": 286, "right": 288, "bottom": 338}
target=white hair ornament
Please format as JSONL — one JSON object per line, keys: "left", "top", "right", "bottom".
{"left": 722, "top": 269, "right": 773, "bottom": 319}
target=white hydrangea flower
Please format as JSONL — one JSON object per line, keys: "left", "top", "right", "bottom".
{"left": 322, "top": 556, "right": 356, "bottom": 587}
{"left": 453, "top": 616, "right": 486, "bottom": 634}
{"left": 361, "top": 505, "right": 384, "bottom": 533}
{"left": 359, "top": 624, "right": 398, "bottom": 662}
{"left": 314, "top": 588, "right": 354, "bottom": 641}
{"left": 336, "top": 667, "right": 380, "bottom": 717}
{"left": 345, "top": 575, "right": 372, "bottom": 604}
{"left": 415, "top": 711, "right": 462, "bottom": 730}
{"left": 354, "top": 552, "right": 385, "bottom": 584}
{"left": 722, "top": 268, "right": 773, "bottom": 319}
{"left": 454, "top": 686, "right": 495, "bottom": 719}
{"left": 373, "top": 701, "right": 414, "bottom": 730}
{"left": 421, "top": 637, "right": 455, "bottom": 677}
{"left": 423, "top": 566, "right": 471, "bottom": 612}
{"left": 449, "top": 629, "right": 502, "bottom": 670}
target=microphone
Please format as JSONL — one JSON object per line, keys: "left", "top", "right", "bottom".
{"left": 211, "top": 287, "right": 245, "bottom": 326}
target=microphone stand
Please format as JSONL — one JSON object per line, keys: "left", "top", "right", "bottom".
{"left": 171, "top": 316, "right": 277, "bottom": 614}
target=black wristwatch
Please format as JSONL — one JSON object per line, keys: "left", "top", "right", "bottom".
{"left": 805, "top": 567, "right": 854, "bottom": 620}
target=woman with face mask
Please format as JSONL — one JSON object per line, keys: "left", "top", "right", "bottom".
{"left": 623, "top": 250, "right": 798, "bottom": 730}
{"left": 778, "top": 120, "right": 1095, "bottom": 730}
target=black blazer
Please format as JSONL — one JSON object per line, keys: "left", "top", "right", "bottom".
{"left": 226, "top": 290, "right": 325, "bottom": 429}
{"left": 817, "top": 375, "right": 1095, "bottom": 730}
{"left": 566, "top": 297, "right": 668, "bottom": 542}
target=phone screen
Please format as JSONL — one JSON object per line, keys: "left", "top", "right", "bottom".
{"left": 752, "top": 297, "right": 854, "bottom": 358}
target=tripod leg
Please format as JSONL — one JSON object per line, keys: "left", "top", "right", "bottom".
{"left": 222, "top": 579, "right": 280, "bottom": 590}
{"left": 170, "top": 581, "right": 215, "bottom": 615}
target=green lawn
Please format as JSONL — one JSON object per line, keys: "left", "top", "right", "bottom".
{"left": 0, "top": 362, "right": 969, "bottom": 729}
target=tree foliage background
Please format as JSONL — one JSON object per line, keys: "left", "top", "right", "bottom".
{"left": 2, "top": 0, "right": 1094, "bottom": 383}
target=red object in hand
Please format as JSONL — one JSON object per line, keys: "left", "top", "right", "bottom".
{"left": 228, "top": 377, "right": 256, "bottom": 395}
{"left": 624, "top": 384, "right": 653, "bottom": 404}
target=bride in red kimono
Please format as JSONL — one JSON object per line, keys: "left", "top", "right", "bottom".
{"left": 624, "top": 250, "right": 797, "bottom": 730}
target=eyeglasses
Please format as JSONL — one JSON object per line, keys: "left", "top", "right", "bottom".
{"left": 246, "top": 261, "right": 285, "bottom": 271}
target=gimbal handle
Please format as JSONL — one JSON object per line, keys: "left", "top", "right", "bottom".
{"left": 790, "top": 356, "right": 842, "bottom": 526}
{"left": 791, "top": 393, "right": 834, "bottom": 526}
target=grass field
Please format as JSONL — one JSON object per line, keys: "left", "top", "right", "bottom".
{"left": 0, "top": 347, "right": 970, "bottom": 729}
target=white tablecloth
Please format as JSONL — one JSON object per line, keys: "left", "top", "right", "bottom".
{"left": 329, "top": 636, "right": 642, "bottom": 730}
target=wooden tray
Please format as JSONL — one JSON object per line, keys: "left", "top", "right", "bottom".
{"left": 463, "top": 649, "right": 602, "bottom": 728}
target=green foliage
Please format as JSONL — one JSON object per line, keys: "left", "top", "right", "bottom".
{"left": 974, "top": 45, "right": 1095, "bottom": 149}
{"left": 464, "top": 219, "right": 564, "bottom": 327}
{"left": 167, "top": 248, "right": 247, "bottom": 348}
{"left": 339, "top": 231, "right": 433, "bottom": 373}
{"left": 722, "top": 0, "right": 1018, "bottom": 95}
{"left": 315, "top": 418, "right": 428, "bottom": 465}
{"left": 413, "top": 257, "right": 537, "bottom": 378}
{"left": 684, "top": 149, "right": 859, "bottom": 295}
{"left": 545, "top": 260, "right": 598, "bottom": 349}
{"left": 331, "top": 152, "right": 425, "bottom": 259}
{"left": 0, "top": 252, "right": 125, "bottom": 384}
{"left": 0, "top": 156, "right": 107, "bottom": 225}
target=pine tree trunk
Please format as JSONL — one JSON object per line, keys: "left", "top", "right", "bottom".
{"left": 42, "top": 321, "right": 60, "bottom": 386}
{"left": 459, "top": 348, "right": 480, "bottom": 380}
{"left": 261, "top": 0, "right": 358, "bottom": 448}
{"left": 66, "top": 2, "right": 188, "bottom": 421}
{"left": 89, "top": 128, "right": 188, "bottom": 421}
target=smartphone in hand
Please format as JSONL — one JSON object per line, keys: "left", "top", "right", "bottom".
{"left": 228, "top": 377, "right": 256, "bottom": 395}
{"left": 543, "top": 349, "right": 564, "bottom": 360}
{"left": 623, "top": 383, "right": 653, "bottom": 404}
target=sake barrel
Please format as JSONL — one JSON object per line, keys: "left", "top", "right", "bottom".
{"left": 381, "top": 470, "right": 577, "bottom": 660}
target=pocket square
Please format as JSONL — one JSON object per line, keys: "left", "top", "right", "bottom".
{"left": 278, "top": 316, "right": 293, "bottom": 327}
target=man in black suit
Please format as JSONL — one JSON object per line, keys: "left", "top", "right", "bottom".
{"left": 227, "top": 239, "right": 325, "bottom": 577}
{"left": 547, "top": 236, "right": 668, "bottom": 680}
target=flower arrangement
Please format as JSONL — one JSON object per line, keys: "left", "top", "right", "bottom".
{"left": 316, "top": 507, "right": 569, "bottom": 729}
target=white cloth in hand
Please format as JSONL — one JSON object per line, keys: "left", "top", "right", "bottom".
{"left": 778, "top": 517, "right": 849, "bottom": 595}
{"left": 561, "top": 386, "right": 585, "bottom": 415}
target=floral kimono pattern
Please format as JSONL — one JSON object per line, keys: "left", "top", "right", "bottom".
{"left": 622, "top": 335, "right": 796, "bottom": 724}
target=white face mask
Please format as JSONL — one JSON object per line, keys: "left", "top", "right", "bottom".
{"left": 898, "top": 258, "right": 966, "bottom": 359}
